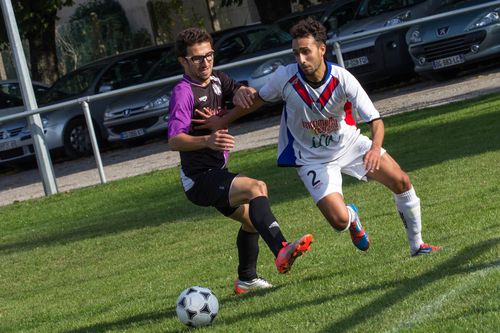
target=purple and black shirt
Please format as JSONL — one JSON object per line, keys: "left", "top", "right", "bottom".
{"left": 168, "top": 70, "right": 243, "bottom": 178}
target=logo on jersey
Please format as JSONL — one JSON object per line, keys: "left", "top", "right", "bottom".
{"left": 302, "top": 117, "right": 339, "bottom": 136}
{"left": 310, "top": 133, "right": 342, "bottom": 149}
{"left": 199, "top": 96, "right": 208, "bottom": 102}
{"left": 212, "top": 83, "right": 222, "bottom": 96}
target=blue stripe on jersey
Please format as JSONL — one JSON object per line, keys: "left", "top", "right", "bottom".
{"left": 277, "top": 103, "right": 297, "bottom": 167}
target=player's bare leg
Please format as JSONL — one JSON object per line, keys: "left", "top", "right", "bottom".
{"left": 230, "top": 175, "right": 312, "bottom": 274}
{"left": 317, "top": 192, "right": 369, "bottom": 251}
{"left": 368, "top": 153, "right": 444, "bottom": 256}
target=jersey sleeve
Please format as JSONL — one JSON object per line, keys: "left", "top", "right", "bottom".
{"left": 258, "top": 65, "right": 288, "bottom": 102}
{"left": 167, "top": 82, "right": 194, "bottom": 139}
{"left": 340, "top": 67, "right": 380, "bottom": 123}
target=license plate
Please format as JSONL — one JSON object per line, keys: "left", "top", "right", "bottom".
{"left": 432, "top": 54, "right": 464, "bottom": 69}
{"left": 344, "top": 56, "right": 369, "bottom": 69}
{"left": 121, "top": 128, "right": 145, "bottom": 140}
{"left": 0, "top": 140, "right": 17, "bottom": 151}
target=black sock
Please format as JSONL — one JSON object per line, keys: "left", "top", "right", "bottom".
{"left": 248, "top": 196, "right": 286, "bottom": 257}
{"left": 237, "top": 227, "right": 259, "bottom": 281}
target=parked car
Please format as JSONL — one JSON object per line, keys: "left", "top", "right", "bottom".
{"left": 0, "top": 43, "right": 175, "bottom": 165}
{"left": 0, "top": 80, "right": 50, "bottom": 116}
{"left": 0, "top": 80, "right": 51, "bottom": 164}
{"left": 328, "top": 0, "right": 441, "bottom": 88}
{"left": 103, "top": 24, "right": 268, "bottom": 145}
{"left": 223, "top": 0, "right": 363, "bottom": 94}
{"left": 407, "top": 0, "right": 500, "bottom": 81}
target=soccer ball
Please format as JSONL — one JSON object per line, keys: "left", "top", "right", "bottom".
{"left": 176, "top": 286, "right": 219, "bottom": 327}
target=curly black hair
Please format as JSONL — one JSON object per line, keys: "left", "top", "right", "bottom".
{"left": 290, "top": 17, "right": 327, "bottom": 45}
{"left": 175, "top": 28, "right": 213, "bottom": 58}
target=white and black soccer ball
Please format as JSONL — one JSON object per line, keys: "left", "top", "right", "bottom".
{"left": 176, "top": 286, "right": 219, "bottom": 327}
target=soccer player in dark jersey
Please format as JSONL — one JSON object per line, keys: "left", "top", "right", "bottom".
{"left": 167, "top": 28, "right": 313, "bottom": 294}
{"left": 193, "top": 19, "right": 445, "bottom": 258}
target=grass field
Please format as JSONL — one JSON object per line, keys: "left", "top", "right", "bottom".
{"left": 1, "top": 92, "right": 499, "bottom": 332}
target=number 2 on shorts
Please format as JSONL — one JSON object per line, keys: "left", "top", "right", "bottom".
{"left": 307, "top": 170, "right": 321, "bottom": 186}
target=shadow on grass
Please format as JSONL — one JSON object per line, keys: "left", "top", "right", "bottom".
{"left": 62, "top": 238, "right": 499, "bottom": 332}
{"left": 64, "top": 308, "right": 182, "bottom": 333}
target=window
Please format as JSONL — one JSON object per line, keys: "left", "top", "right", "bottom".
{"left": 39, "top": 66, "right": 105, "bottom": 104}
{"left": 97, "top": 49, "right": 171, "bottom": 92}
{"left": 216, "top": 35, "right": 247, "bottom": 65}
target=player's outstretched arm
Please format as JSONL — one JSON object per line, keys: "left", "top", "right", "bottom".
{"left": 168, "top": 130, "right": 234, "bottom": 152}
{"left": 193, "top": 96, "right": 267, "bottom": 132}
{"left": 233, "top": 86, "right": 257, "bottom": 109}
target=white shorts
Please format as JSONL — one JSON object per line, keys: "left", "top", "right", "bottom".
{"left": 296, "top": 134, "right": 386, "bottom": 204}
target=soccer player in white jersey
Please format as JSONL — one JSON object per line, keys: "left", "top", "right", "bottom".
{"left": 193, "top": 18, "right": 444, "bottom": 257}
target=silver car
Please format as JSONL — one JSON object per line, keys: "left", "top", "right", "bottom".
{"left": 103, "top": 24, "right": 268, "bottom": 145}
{"left": 0, "top": 44, "right": 174, "bottom": 165}
{"left": 0, "top": 80, "right": 50, "bottom": 165}
{"left": 407, "top": 0, "right": 500, "bottom": 81}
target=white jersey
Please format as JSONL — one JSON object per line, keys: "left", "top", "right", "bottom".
{"left": 259, "top": 62, "right": 380, "bottom": 166}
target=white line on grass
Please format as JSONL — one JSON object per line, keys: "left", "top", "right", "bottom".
{"left": 386, "top": 260, "right": 500, "bottom": 332}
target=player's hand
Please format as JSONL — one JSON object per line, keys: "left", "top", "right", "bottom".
{"left": 208, "top": 129, "right": 234, "bottom": 151}
{"left": 192, "top": 107, "right": 225, "bottom": 132}
{"left": 363, "top": 147, "right": 381, "bottom": 173}
{"left": 233, "top": 88, "right": 255, "bottom": 109}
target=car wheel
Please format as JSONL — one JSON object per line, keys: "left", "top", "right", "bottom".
{"left": 63, "top": 118, "right": 94, "bottom": 159}
{"left": 426, "top": 70, "right": 459, "bottom": 82}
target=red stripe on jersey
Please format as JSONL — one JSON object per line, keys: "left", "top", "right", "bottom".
{"left": 318, "top": 76, "right": 338, "bottom": 108}
{"left": 344, "top": 101, "right": 356, "bottom": 126}
{"left": 289, "top": 75, "right": 314, "bottom": 108}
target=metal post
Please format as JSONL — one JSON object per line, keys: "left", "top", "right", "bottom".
{"left": 334, "top": 41, "right": 358, "bottom": 123}
{"left": 333, "top": 41, "right": 345, "bottom": 68}
{"left": 0, "top": 0, "right": 58, "bottom": 195}
{"left": 80, "top": 100, "right": 106, "bottom": 184}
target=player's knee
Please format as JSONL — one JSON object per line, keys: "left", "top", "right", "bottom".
{"left": 248, "top": 179, "right": 268, "bottom": 198}
{"left": 395, "top": 172, "right": 412, "bottom": 194}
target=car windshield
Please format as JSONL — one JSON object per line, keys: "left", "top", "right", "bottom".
{"left": 244, "top": 11, "right": 325, "bottom": 53}
{"left": 141, "top": 49, "right": 183, "bottom": 83}
{"left": 39, "top": 66, "right": 105, "bottom": 104}
{"left": 357, "top": 0, "right": 427, "bottom": 17}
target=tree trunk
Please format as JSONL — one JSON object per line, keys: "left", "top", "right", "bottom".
{"left": 253, "top": 0, "right": 292, "bottom": 24}
{"left": 27, "top": 18, "right": 59, "bottom": 84}
{"left": 206, "top": 0, "right": 221, "bottom": 31}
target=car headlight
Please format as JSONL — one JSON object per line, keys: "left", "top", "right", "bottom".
{"left": 104, "top": 105, "right": 115, "bottom": 121}
{"left": 385, "top": 11, "right": 411, "bottom": 27}
{"left": 470, "top": 8, "right": 500, "bottom": 30}
{"left": 21, "top": 115, "right": 49, "bottom": 133}
{"left": 41, "top": 115, "right": 49, "bottom": 128}
{"left": 252, "top": 59, "right": 284, "bottom": 79}
{"left": 143, "top": 94, "right": 170, "bottom": 110}
{"left": 410, "top": 30, "right": 422, "bottom": 43}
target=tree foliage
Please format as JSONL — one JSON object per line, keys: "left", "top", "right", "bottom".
{"left": 0, "top": 0, "right": 75, "bottom": 83}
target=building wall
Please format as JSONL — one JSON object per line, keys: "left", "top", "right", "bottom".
{"left": 57, "top": 0, "right": 261, "bottom": 41}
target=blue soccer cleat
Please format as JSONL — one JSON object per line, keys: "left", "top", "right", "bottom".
{"left": 347, "top": 204, "right": 369, "bottom": 251}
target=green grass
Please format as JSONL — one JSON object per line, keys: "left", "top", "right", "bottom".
{"left": 1, "top": 92, "right": 500, "bottom": 332}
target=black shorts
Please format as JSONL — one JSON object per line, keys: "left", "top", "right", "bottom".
{"left": 185, "top": 169, "right": 240, "bottom": 217}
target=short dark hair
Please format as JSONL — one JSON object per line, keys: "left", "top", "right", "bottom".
{"left": 290, "top": 17, "right": 327, "bottom": 45}
{"left": 175, "top": 28, "right": 213, "bottom": 58}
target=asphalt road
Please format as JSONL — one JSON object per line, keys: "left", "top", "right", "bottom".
{"left": 1, "top": 64, "right": 500, "bottom": 206}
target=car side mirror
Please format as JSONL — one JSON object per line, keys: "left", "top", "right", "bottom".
{"left": 98, "top": 85, "right": 112, "bottom": 93}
